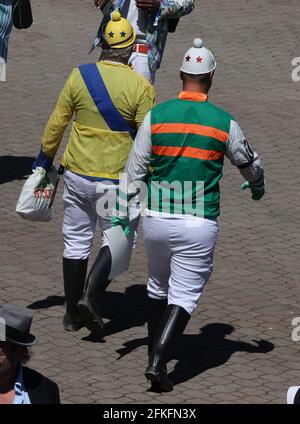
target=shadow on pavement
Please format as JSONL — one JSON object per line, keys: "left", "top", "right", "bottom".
{"left": 170, "top": 323, "right": 274, "bottom": 386}
{"left": 117, "top": 323, "right": 274, "bottom": 387}
{"left": 28, "top": 295, "right": 65, "bottom": 309}
{"left": 80, "top": 284, "right": 147, "bottom": 342}
{"left": 27, "top": 284, "right": 148, "bottom": 342}
{"left": 0, "top": 156, "right": 35, "bottom": 184}
{"left": 102, "top": 284, "right": 147, "bottom": 337}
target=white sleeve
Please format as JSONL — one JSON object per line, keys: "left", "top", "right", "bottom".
{"left": 225, "top": 120, "right": 264, "bottom": 182}
{"left": 125, "top": 111, "right": 152, "bottom": 184}
{"left": 116, "top": 112, "right": 152, "bottom": 216}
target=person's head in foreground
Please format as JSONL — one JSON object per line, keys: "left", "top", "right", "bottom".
{"left": 0, "top": 304, "right": 60, "bottom": 404}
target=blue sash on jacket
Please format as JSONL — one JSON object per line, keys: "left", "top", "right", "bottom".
{"left": 79, "top": 63, "right": 137, "bottom": 139}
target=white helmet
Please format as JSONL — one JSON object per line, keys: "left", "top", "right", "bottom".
{"left": 180, "top": 38, "right": 216, "bottom": 75}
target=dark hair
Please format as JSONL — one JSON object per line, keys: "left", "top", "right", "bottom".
{"left": 181, "top": 71, "right": 212, "bottom": 83}
{"left": 6, "top": 342, "right": 31, "bottom": 364}
{"left": 21, "top": 347, "right": 31, "bottom": 364}
{"left": 0, "top": 341, "right": 31, "bottom": 364}
{"left": 100, "top": 45, "right": 133, "bottom": 64}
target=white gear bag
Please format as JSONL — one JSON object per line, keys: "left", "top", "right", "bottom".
{"left": 16, "top": 166, "right": 58, "bottom": 222}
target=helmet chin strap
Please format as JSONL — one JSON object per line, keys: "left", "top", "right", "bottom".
{"left": 98, "top": 14, "right": 111, "bottom": 49}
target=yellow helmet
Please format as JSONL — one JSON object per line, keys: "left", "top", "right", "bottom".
{"left": 104, "top": 11, "right": 136, "bottom": 49}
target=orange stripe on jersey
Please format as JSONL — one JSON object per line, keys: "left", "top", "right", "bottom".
{"left": 151, "top": 123, "right": 229, "bottom": 143}
{"left": 152, "top": 145, "right": 224, "bottom": 161}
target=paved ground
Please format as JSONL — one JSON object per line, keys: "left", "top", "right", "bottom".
{"left": 1, "top": 0, "right": 300, "bottom": 404}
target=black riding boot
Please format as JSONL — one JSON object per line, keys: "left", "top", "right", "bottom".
{"left": 77, "top": 246, "right": 112, "bottom": 337}
{"left": 147, "top": 297, "right": 168, "bottom": 391}
{"left": 147, "top": 297, "right": 168, "bottom": 356}
{"left": 63, "top": 257, "right": 88, "bottom": 332}
{"left": 145, "top": 304, "right": 190, "bottom": 392}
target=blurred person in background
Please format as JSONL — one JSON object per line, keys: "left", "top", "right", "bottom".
{"left": 0, "top": 0, "right": 13, "bottom": 81}
{"left": 92, "top": 0, "right": 195, "bottom": 83}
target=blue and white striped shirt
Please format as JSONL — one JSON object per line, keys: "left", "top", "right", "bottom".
{"left": 0, "top": 0, "right": 13, "bottom": 61}
{"left": 13, "top": 366, "right": 31, "bottom": 405}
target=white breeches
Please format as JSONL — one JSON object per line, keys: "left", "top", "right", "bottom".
{"left": 129, "top": 52, "right": 156, "bottom": 84}
{"left": 62, "top": 171, "right": 116, "bottom": 259}
{"left": 143, "top": 216, "right": 219, "bottom": 315}
{"left": 63, "top": 171, "right": 139, "bottom": 260}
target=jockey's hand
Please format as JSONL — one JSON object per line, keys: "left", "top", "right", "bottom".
{"left": 111, "top": 215, "right": 130, "bottom": 236}
{"left": 33, "top": 168, "right": 54, "bottom": 199}
{"left": 241, "top": 175, "right": 265, "bottom": 201}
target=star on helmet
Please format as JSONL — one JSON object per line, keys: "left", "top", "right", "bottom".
{"left": 181, "top": 38, "right": 216, "bottom": 75}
